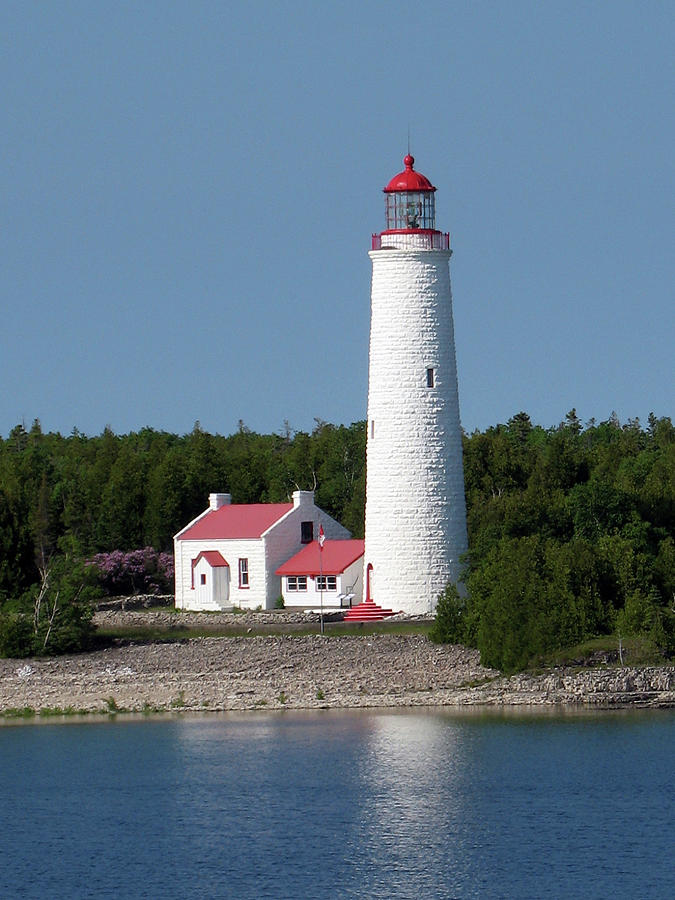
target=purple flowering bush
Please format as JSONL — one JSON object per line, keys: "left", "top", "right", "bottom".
{"left": 86, "top": 547, "right": 174, "bottom": 595}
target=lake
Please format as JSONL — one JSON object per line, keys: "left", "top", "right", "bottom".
{"left": 1, "top": 708, "right": 674, "bottom": 899}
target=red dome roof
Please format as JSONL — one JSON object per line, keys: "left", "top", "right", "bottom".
{"left": 384, "top": 154, "right": 436, "bottom": 193}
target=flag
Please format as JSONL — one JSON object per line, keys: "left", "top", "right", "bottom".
{"left": 318, "top": 524, "right": 325, "bottom": 549}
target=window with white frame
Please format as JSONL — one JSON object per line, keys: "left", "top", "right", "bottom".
{"left": 286, "top": 576, "right": 307, "bottom": 592}
{"left": 315, "top": 576, "right": 337, "bottom": 591}
{"left": 238, "top": 558, "right": 249, "bottom": 588}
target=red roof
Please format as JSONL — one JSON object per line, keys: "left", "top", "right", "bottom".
{"left": 192, "top": 551, "right": 229, "bottom": 568}
{"left": 276, "top": 540, "right": 364, "bottom": 576}
{"left": 178, "top": 503, "right": 293, "bottom": 541}
{"left": 384, "top": 154, "right": 436, "bottom": 193}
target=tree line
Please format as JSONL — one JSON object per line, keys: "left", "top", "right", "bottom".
{"left": 0, "top": 417, "right": 367, "bottom": 655}
{"left": 0, "top": 411, "right": 673, "bottom": 664}
{"left": 433, "top": 411, "right": 675, "bottom": 670}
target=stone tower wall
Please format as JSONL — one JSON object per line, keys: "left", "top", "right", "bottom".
{"left": 363, "top": 246, "right": 468, "bottom": 615}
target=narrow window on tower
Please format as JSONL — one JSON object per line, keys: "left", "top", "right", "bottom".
{"left": 426, "top": 367, "right": 435, "bottom": 388}
{"left": 370, "top": 420, "right": 375, "bottom": 439}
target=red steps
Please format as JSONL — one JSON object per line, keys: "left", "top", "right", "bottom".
{"left": 343, "top": 600, "right": 397, "bottom": 622}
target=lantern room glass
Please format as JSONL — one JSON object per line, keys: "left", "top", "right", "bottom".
{"left": 385, "top": 190, "right": 436, "bottom": 231}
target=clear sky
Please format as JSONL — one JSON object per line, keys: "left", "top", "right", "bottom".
{"left": 2, "top": 1, "right": 673, "bottom": 438}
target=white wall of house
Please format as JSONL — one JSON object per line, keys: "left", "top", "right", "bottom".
{"left": 174, "top": 541, "right": 190, "bottom": 608}
{"left": 341, "top": 557, "right": 363, "bottom": 603}
{"left": 263, "top": 491, "right": 349, "bottom": 608}
{"left": 192, "top": 556, "right": 231, "bottom": 611}
{"left": 176, "top": 538, "right": 266, "bottom": 610}
{"left": 281, "top": 555, "right": 363, "bottom": 608}
{"left": 173, "top": 495, "right": 223, "bottom": 611}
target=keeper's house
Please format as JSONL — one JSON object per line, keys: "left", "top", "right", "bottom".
{"left": 174, "top": 491, "right": 349, "bottom": 611}
{"left": 276, "top": 539, "right": 364, "bottom": 609}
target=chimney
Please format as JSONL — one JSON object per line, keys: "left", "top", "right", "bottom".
{"left": 292, "top": 490, "right": 314, "bottom": 508}
{"left": 209, "top": 493, "right": 231, "bottom": 510}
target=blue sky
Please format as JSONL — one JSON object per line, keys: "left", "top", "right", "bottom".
{"left": 2, "top": 1, "right": 673, "bottom": 438}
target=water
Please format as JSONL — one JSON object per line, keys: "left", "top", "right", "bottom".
{"left": 1, "top": 708, "right": 674, "bottom": 899}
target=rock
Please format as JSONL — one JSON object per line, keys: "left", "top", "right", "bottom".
{"left": 2, "top": 614, "right": 674, "bottom": 715}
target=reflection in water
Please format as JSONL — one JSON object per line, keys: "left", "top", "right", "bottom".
{"left": 167, "top": 712, "right": 472, "bottom": 897}
{"left": 352, "top": 712, "right": 471, "bottom": 897}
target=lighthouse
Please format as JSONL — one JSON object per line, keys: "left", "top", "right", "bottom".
{"left": 362, "top": 153, "right": 468, "bottom": 616}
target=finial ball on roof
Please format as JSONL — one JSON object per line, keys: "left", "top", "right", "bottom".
{"left": 383, "top": 154, "right": 436, "bottom": 193}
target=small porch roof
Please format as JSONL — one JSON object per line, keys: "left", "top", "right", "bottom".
{"left": 276, "top": 539, "right": 364, "bottom": 577}
{"left": 192, "top": 551, "right": 229, "bottom": 569}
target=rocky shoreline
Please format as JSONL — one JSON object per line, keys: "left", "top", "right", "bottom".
{"left": 1, "top": 608, "right": 674, "bottom": 715}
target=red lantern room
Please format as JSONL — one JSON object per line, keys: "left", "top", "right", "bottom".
{"left": 384, "top": 154, "right": 437, "bottom": 231}
{"left": 372, "top": 154, "right": 450, "bottom": 251}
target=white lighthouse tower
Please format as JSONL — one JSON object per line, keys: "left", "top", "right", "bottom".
{"left": 362, "top": 153, "right": 468, "bottom": 616}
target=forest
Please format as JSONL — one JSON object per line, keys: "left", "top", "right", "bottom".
{"left": 0, "top": 411, "right": 673, "bottom": 667}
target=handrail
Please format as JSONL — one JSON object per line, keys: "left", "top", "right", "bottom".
{"left": 371, "top": 231, "right": 450, "bottom": 251}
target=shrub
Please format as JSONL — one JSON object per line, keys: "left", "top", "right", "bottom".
{"left": 0, "top": 555, "right": 98, "bottom": 658}
{"left": 429, "top": 582, "right": 466, "bottom": 644}
{"left": 86, "top": 548, "right": 174, "bottom": 595}
{"left": 0, "top": 613, "right": 34, "bottom": 658}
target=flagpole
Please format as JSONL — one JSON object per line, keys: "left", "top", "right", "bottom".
{"left": 319, "top": 548, "right": 324, "bottom": 635}
{"left": 318, "top": 524, "right": 325, "bottom": 635}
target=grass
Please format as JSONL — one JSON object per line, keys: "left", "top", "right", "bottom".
{"left": 2, "top": 705, "right": 91, "bottom": 719}
{"left": 93, "top": 626, "right": 235, "bottom": 643}
{"left": 93, "top": 619, "right": 432, "bottom": 645}
{"left": 3, "top": 706, "right": 37, "bottom": 718}
{"left": 104, "top": 696, "right": 121, "bottom": 714}
{"left": 38, "top": 706, "right": 78, "bottom": 717}
{"left": 329, "top": 621, "right": 431, "bottom": 637}
{"left": 535, "top": 633, "right": 668, "bottom": 670}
